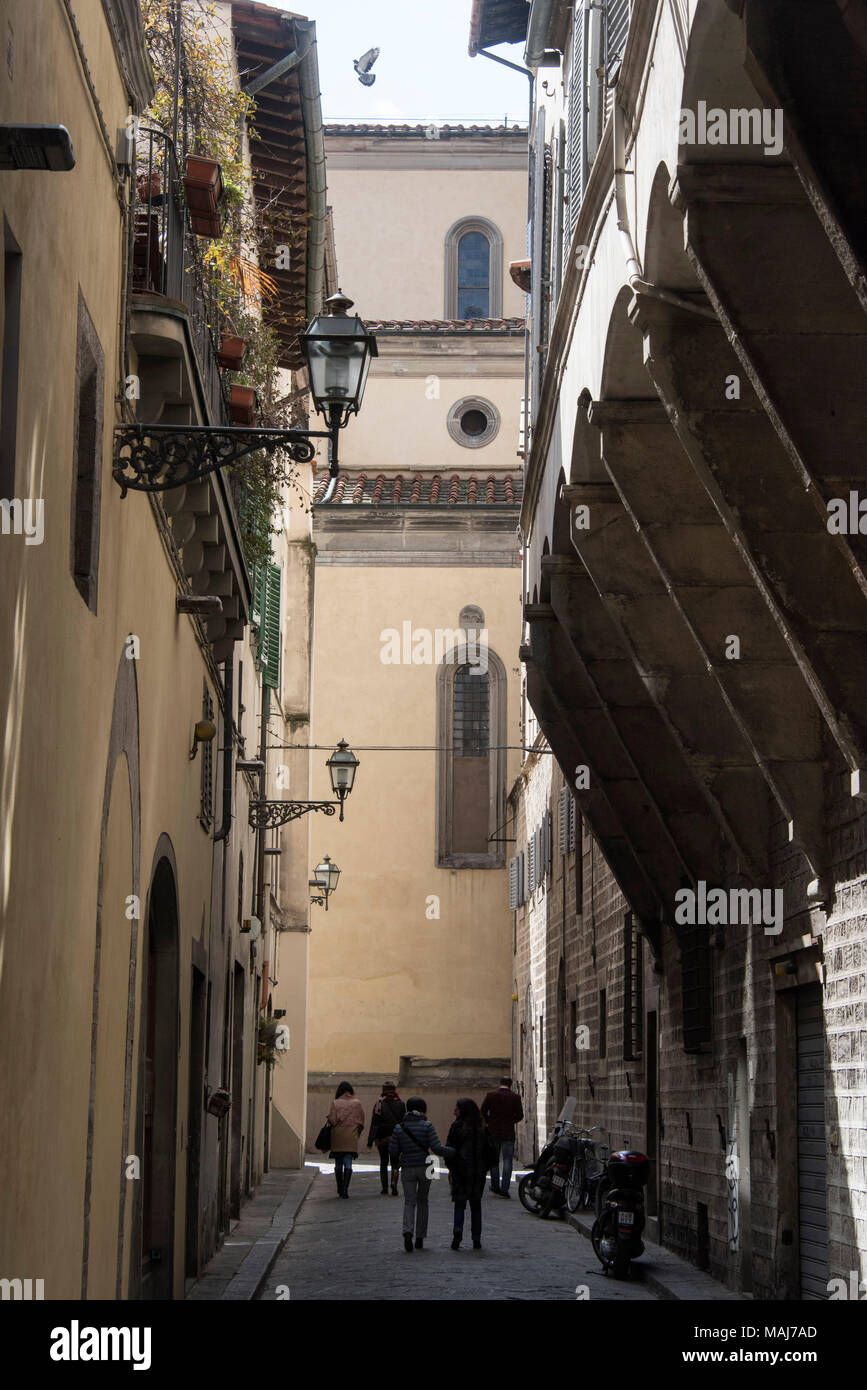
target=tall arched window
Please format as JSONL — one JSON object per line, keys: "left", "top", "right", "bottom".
{"left": 436, "top": 621, "right": 507, "bottom": 867}
{"left": 444, "top": 217, "right": 503, "bottom": 320}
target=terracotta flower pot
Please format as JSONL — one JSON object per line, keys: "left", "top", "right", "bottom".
{"left": 188, "top": 207, "right": 224, "bottom": 239}
{"left": 183, "top": 154, "right": 224, "bottom": 214}
{"left": 229, "top": 384, "right": 257, "bottom": 424}
{"left": 136, "top": 169, "right": 161, "bottom": 201}
{"left": 217, "top": 335, "right": 248, "bottom": 370}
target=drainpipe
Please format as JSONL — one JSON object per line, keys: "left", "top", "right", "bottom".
{"left": 524, "top": 0, "right": 557, "bottom": 69}
{"left": 294, "top": 19, "right": 327, "bottom": 320}
{"left": 214, "top": 657, "right": 234, "bottom": 842}
{"left": 476, "top": 48, "right": 534, "bottom": 462}
{"left": 613, "top": 94, "right": 717, "bottom": 320}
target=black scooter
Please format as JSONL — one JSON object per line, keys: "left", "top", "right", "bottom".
{"left": 591, "top": 1150, "right": 649, "bottom": 1279}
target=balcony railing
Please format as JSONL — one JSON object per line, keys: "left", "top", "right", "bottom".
{"left": 132, "top": 126, "right": 227, "bottom": 425}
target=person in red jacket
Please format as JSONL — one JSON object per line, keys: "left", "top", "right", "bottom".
{"left": 480, "top": 1077, "right": 524, "bottom": 1196}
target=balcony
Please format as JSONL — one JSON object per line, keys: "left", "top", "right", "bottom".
{"left": 128, "top": 126, "right": 249, "bottom": 658}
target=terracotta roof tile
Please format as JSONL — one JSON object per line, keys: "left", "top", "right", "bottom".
{"left": 368, "top": 317, "right": 525, "bottom": 334}
{"left": 325, "top": 123, "right": 527, "bottom": 137}
{"left": 313, "top": 470, "right": 522, "bottom": 508}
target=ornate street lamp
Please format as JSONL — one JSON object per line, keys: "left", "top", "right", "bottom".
{"left": 112, "top": 290, "right": 377, "bottom": 494}
{"left": 249, "top": 739, "right": 360, "bottom": 829}
{"left": 309, "top": 854, "right": 341, "bottom": 910}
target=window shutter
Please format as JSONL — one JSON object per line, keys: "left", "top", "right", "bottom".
{"left": 563, "top": 0, "right": 587, "bottom": 274}
{"left": 681, "top": 927, "right": 712, "bottom": 1053}
{"left": 604, "top": 1, "right": 632, "bottom": 125}
{"left": 528, "top": 836, "right": 537, "bottom": 895}
{"left": 568, "top": 793, "right": 577, "bottom": 852}
{"left": 260, "top": 562, "right": 281, "bottom": 689}
{"left": 519, "top": 851, "right": 526, "bottom": 905}
{"left": 546, "top": 810, "right": 553, "bottom": 877}
{"left": 249, "top": 560, "right": 265, "bottom": 630}
{"left": 509, "top": 856, "right": 519, "bottom": 910}
{"left": 559, "top": 785, "right": 569, "bottom": 854}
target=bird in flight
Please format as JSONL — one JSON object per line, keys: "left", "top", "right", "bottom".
{"left": 354, "top": 47, "right": 380, "bottom": 86}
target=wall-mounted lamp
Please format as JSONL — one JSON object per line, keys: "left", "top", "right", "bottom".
{"left": 0, "top": 124, "right": 75, "bottom": 170}
{"left": 190, "top": 718, "right": 217, "bottom": 760}
{"left": 309, "top": 854, "right": 341, "bottom": 910}
{"left": 249, "top": 740, "right": 359, "bottom": 828}
{"left": 236, "top": 758, "right": 265, "bottom": 774}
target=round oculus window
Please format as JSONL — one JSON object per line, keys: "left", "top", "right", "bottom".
{"left": 447, "top": 397, "right": 500, "bottom": 448}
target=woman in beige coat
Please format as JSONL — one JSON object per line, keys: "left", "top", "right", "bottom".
{"left": 327, "top": 1081, "right": 365, "bottom": 1198}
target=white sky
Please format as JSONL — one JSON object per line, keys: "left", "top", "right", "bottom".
{"left": 256, "top": 0, "right": 528, "bottom": 124}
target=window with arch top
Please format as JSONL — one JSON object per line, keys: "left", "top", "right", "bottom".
{"left": 436, "top": 608, "right": 507, "bottom": 868}
{"left": 444, "top": 217, "right": 503, "bottom": 320}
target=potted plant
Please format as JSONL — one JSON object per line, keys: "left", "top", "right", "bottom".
{"left": 229, "top": 382, "right": 257, "bottom": 424}
{"left": 183, "top": 153, "right": 224, "bottom": 211}
{"left": 257, "top": 1015, "right": 281, "bottom": 1067}
{"left": 184, "top": 154, "right": 225, "bottom": 238}
{"left": 217, "top": 333, "right": 248, "bottom": 370}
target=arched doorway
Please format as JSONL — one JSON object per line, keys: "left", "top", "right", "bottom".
{"left": 140, "top": 854, "right": 179, "bottom": 1300}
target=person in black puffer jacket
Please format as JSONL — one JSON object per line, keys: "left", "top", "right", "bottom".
{"left": 367, "top": 1081, "right": 406, "bottom": 1195}
{"left": 446, "top": 1098, "right": 492, "bottom": 1250}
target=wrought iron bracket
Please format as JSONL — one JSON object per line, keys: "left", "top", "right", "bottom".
{"left": 249, "top": 799, "right": 339, "bottom": 829}
{"left": 113, "top": 424, "right": 338, "bottom": 495}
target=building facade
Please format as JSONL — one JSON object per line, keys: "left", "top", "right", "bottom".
{"left": 0, "top": 0, "right": 325, "bottom": 1298}
{"left": 305, "top": 125, "right": 526, "bottom": 1139}
{"left": 475, "top": 0, "right": 867, "bottom": 1297}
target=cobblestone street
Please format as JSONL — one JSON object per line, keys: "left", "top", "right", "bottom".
{"left": 260, "top": 1162, "right": 660, "bottom": 1301}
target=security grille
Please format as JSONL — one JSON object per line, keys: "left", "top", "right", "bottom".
{"left": 623, "top": 911, "right": 643, "bottom": 1060}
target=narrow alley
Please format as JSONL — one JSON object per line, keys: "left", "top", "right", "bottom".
{"left": 260, "top": 1163, "right": 659, "bottom": 1302}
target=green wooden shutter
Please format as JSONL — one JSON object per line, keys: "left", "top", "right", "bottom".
{"left": 260, "top": 562, "right": 281, "bottom": 689}
{"left": 249, "top": 560, "right": 265, "bottom": 631}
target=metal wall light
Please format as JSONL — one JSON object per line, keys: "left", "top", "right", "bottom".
{"left": 190, "top": 718, "right": 217, "bottom": 760}
{"left": 113, "top": 291, "right": 377, "bottom": 494}
{"left": 249, "top": 739, "right": 359, "bottom": 829}
{"left": 309, "top": 855, "right": 341, "bottom": 910}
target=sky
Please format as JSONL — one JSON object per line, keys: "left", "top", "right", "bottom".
{"left": 257, "top": 0, "right": 528, "bottom": 124}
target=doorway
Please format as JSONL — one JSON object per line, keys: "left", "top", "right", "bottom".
{"left": 140, "top": 857, "right": 179, "bottom": 1300}
{"left": 230, "top": 963, "right": 245, "bottom": 1220}
{"left": 185, "top": 966, "right": 206, "bottom": 1279}
{"left": 796, "top": 983, "right": 828, "bottom": 1298}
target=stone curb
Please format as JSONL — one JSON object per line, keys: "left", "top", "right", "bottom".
{"left": 567, "top": 1209, "right": 745, "bottom": 1301}
{"left": 218, "top": 1170, "right": 316, "bottom": 1302}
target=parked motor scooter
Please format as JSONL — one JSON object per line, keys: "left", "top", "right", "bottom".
{"left": 518, "top": 1099, "right": 577, "bottom": 1216}
{"left": 590, "top": 1150, "right": 649, "bottom": 1279}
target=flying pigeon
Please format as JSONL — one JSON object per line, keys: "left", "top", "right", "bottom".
{"left": 354, "top": 47, "right": 380, "bottom": 86}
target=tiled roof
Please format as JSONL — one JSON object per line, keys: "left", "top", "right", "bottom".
{"left": 313, "top": 471, "right": 522, "bottom": 507}
{"left": 324, "top": 123, "right": 527, "bottom": 137}
{"left": 367, "top": 317, "right": 525, "bottom": 334}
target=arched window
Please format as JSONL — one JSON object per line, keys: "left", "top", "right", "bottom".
{"left": 444, "top": 217, "right": 503, "bottom": 320}
{"left": 436, "top": 617, "right": 507, "bottom": 867}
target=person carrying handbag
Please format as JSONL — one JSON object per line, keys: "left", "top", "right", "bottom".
{"left": 367, "top": 1081, "right": 405, "bottom": 1195}
{"left": 326, "top": 1081, "right": 365, "bottom": 1198}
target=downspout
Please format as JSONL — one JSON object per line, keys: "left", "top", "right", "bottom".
{"left": 294, "top": 18, "right": 327, "bottom": 320}
{"left": 214, "top": 657, "right": 234, "bottom": 842}
{"left": 524, "top": 0, "right": 557, "bottom": 68}
{"left": 613, "top": 93, "right": 717, "bottom": 320}
{"left": 476, "top": 48, "right": 534, "bottom": 464}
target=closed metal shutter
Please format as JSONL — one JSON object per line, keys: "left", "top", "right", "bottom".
{"left": 797, "top": 984, "right": 828, "bottom": 1299}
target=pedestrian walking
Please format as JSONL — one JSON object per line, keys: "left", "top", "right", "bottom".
{"left": 480, "top": 1076, "right": 524, "bottom": 1196}
{"left": 389, "top": 1097, "right": 454, "bottom": 1252}
{"left": 446, "top": 1098, "right": 494, "bottom": 1250}
{"left": 327, "top": 1081, "right": 365, "bottom": 1198}
{"left": 367, "top": 1081, "right": 406, "bottom": 1195}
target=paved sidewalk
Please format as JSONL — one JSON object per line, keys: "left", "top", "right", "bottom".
{"left": 186, "top": 1168, "right": 315, "bottom": 1301}
{"left": 259, "top": 1159, "right": 659, "bottom": 1301}
{"left": 567, "top": 1207, "right": 745, "bottom": 1301}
